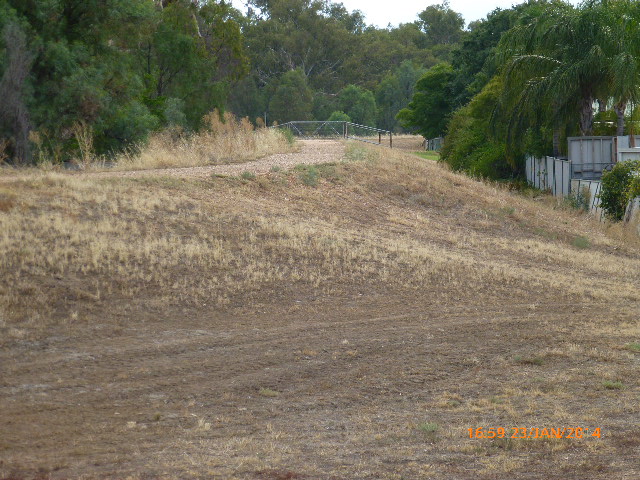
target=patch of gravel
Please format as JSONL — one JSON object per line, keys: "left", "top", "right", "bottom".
{"left": 92, "top": 139, "right": 346, "bottom": 180}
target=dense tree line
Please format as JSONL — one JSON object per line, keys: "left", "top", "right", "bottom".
{"left": 0, "top": 0, "right": 469, "bottom": 164}
{"left": 7, "top": 0, "right": 636, "bottom": 177}
{"left": 401, "top": 0, "right": 640, "bottom": 179}
{"left": 225, "top": 0, "right": 462, "bottom": 129}
{"left": 0, "top": 0, "right": 248, "bottom": 163}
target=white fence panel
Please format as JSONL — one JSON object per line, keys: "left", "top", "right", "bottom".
{"left": 571, "top": 179, "right": 604, "bottom": 221}
{"left": 526, "top": 156, "right": 570, "bottom": 197}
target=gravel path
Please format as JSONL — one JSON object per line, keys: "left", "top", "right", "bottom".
{"left": 90, "top": 139, "right": 345, "bottom": 180}
{"left": 0, "top": 140, "right": 345, "bottom": 183}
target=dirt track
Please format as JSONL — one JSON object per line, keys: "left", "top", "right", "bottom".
{"left": 92, "top": 139, "right": 346, "bottom": 179}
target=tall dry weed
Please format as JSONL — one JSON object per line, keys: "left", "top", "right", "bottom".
{"left": 72, "top": 121, "right": 95, "bottom": 167}
{"left": 112, "top": 110, "right": 295, "bottom": 171}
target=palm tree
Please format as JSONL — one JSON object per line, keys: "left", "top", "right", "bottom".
{"left": 493, "top": 0, "right": 640, "bottom": 154}
{"left": 598, "top": 0, "right": 640, "bottom": 136}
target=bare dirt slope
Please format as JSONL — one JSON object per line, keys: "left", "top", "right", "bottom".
{"left": 1, "top": 142, "right": 639, "bottom": 479}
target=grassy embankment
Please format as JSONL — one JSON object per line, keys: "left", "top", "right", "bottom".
{"left": 1, "top": 138, "right": 639, "bottom": 479}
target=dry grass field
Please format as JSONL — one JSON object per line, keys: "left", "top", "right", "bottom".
{"left": 1, "top": 140, "right": 639, "bottom": 479}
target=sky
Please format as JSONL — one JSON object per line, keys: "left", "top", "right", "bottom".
{"left": 230, "top": 0, "right": 582, "bottom": 28}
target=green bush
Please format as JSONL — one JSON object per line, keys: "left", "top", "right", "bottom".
{"left": 279, "top": 127, "right": 295, "bottom": 145}
{"left": 599, "top": 160, "right": 640, "bottom": 221}
{"left": 296, "top": 165, "right": 319, "bottom": 187}
{"left": 440, "top": 77, "right": 523, "bottom": 179}
{"left": 327, "top": 111, "right": 351, "bottom": 122}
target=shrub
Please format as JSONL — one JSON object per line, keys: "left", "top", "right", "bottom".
{"left": 327, "top": 111, "right": 351, "bottom": 122}
{"left": 565, "top": 186, "right": 591, "bottom": 212}
{"left": 297, "top": 165, "right": 319, "bottom": 187}
{"left": 599, "top": 160, "right": 640, "bottom": 220}
{"left": 440, "top": 78, "right": 524, "bottom": 179}
{"left": 573, "top": 236, "right": 590, "bottom": 249}
{"left": 279, "top": 127, "right": 296, "bottom": 145}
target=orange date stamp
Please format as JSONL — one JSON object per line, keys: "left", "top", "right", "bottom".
{"left": 468, "top": 427, "right": 602, "bottom": 439}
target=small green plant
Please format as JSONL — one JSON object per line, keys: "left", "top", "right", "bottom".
{"left": 602, "top": 380, "right": 624, "bottom": 390}
{"left": 270, "top": 166, "right": 282, "bottom": 173}
{"left": 297, "top": 165, "right": 319, "bottom": 187}
{"left": 514, "top": 355, "right": 544, "bottom": 366}
{"left": 240, "top": 171, "right": 256, "bottom": 181}
{"left": 573, "top": 236, "right": 590, "bottom": 249}
{"left": 499, "top": 206, "right": 516, "bottom": 216}
{"left": 279, "top": 128, "right": 295, "bottom": 145}
{"left": 565, "top": 186, "right": 591, "bottom": 212}
{"left": 625, "top": 342, "right": 640, "bottom": 352}
{"left": 534, "top": 228, "right": 559, "bottom": 240}
{"left": 413, "top": 151, "right": 440, "bottom": 161}
{"left": 258, "top": 387, "right": 280, "bottom": 397}
{"left": 418, "top": 422, "right": 439, "bottom": 434}
{"left": 344, "top": 143, "right": 378, "bottom": 163}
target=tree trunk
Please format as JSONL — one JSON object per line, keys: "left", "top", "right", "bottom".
{"left": 578, "top": 96, "right": 594, "bottom": 136}
{"left": 0, "top": 23, "right": 33, "bottom": 164}
{"left": 614, "top": 101, "right": 626, "bottom": 137}
{"left": 597, "top": 98, "right": 607, "bottom": 114}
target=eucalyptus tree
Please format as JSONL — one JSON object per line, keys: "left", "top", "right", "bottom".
{"left": 396, "top": 63, "right": 456, "bottom": 138}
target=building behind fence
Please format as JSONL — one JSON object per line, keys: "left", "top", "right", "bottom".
{"left": 425, "top": 137, "right": 443, "bottom": 151}
{"left": 526, "top": 136, "right": 640, "bottom": 221}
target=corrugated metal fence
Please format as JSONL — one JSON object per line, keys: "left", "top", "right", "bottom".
{"left": 525, "top": 156, "right": 571, "bottom": 196}
{"left": 526, "top": 156, "right": 604, "bottom": 220}
{"left": 426, "top": 137, "right": 443, "bottom": 151}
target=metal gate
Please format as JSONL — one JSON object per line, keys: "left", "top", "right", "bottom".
{"left": 275, "top": 121, "right": 393, "bottom": 148}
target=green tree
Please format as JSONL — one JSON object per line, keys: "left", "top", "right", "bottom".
{"left": 418, "top": 1, "right": 465, "bottom": 49}
{"left": 313, "top": 92, "right": 339, "bottom": 121}
{"left": 327, "top": 111, "right": 350, "bottom": 122}
{"left": 338, "top": 84, "right": 377, "bottom": 126}
{"left": 268, "top": 69, "right": 314, "bottom": 123}
{"left": 396, "top": 63, "right": 455, "bottom": 138}
{"left": 376, "top": 61, "right": 426, "bottom": 131}
{"left": 0, "top": 0, "right": 249, "bottom": 163}
{"left": 244, "top": 0, "right": 351, "bottom": 92}
{"left": 495, "top": 0, "right": 640, "bottom": 149}
{"left": 0, "top": 20, "right": 32, "bottom": 163}
{"left": 140, "top": 0, "right": 248, "bottom": 129}
{"left": 440, "top": 76, "right": 521, "bottom": 178}
{"left": 449, "top": 3, "right": 545, "bottom": 108}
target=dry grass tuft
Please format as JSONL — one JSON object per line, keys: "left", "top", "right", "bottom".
{"left": 111, "top": 110, "right": 296, "bottom": 171}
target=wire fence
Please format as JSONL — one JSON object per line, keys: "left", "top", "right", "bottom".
{"left": 275, "top": 121, "right": 393, "bottom": 148}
